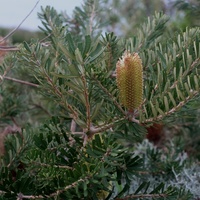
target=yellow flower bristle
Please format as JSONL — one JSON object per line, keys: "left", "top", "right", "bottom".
{"left": 116, "top": 51, "right": 143, "bottom": 111}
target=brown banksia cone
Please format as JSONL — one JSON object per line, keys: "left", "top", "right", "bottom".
{"left": 116, "top": 51, "right": 143, "bottom": 111}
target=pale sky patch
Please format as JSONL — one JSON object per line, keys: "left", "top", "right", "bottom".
{"left": 0, "top": 0, "right": 82, "bottom": 31}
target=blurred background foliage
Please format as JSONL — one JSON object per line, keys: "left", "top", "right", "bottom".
{"left": 1, "top": 0, "right": 200, "bottom": 43}
{"left": 0, "top": 28, "right": 44, "bottom": 44}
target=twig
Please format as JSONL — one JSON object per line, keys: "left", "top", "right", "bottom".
{"left": 142, "top": 90, "right": 199, "bottom": 124}
{"left": 81, "top": 74, "right": 91, "bottom": 130}
{"left": 0, "top": 1, "right": 40, "bottom": 43}
{"left": 30, "top": 161, "right": 73, "bottom": 170}
{"left": 70, "top": 119, "right": 77, "bottom": 132}
{"left": 88, "top": 117, "right": 125, "bottom": 137}
{"left": 3, "top": 76, "right": 39, "bottom": 87}
{"left": 0, "top": 46, "right": 19, "bottom": 51}
{"left": 17, "top": 176, "right": 90, "bottom": 199}
{"left": 39, "top": 33, "right": 52, "bottom": 43}
{"left": 115, "top": 193, "right": 168, "bottom": 199}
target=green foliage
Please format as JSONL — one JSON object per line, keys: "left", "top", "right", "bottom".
{"left": 174, "top": 0, "right": 200, "bottom": 27}
{"left": 96, "top": 0, "right": 168, "bottom": 37}
{"left": 0, "top": 118, "right": 194, "bottom": 199}
{"left": 0, "top": 0, "right": 200, "bottom": 199}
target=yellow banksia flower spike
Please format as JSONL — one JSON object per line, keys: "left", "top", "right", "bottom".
{"left": 116, "top": 51, "right": 143, "bottom": 112}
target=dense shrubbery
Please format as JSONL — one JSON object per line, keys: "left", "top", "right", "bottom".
{"left": 0, "top": 0, "right": 200, "bottom": 199}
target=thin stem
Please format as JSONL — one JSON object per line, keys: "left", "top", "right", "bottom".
{"left": 81, "top": 74, "right": 91, "bottom": 131}
{"left": 143, "top": 90, "right": 199, "bottom": 124}
{"left": 116, "top": 193, "right": 168, "bottom": 200}
{"left": 3, "top": 76, "right": 39, "bottom": 87}
{"left": 88, "top": 117, "right": 125, "bottom": 138}
{"left": 39, "top": 33, "right": 52, "bottom": 43}
{"left": 30, "top": 161, "right": 73, "bottom": 170}
{"left": 70, "top": 120, "right": 77, "bottom": 132}
{"left": 150, "top": 58, "right": 200, "bottom": 102}
{"left": 2, "top": 60, "right": 16, "bottom": 77}
{"left": 17, "top": 176, "right": 90, "bottom": 199}
{"left": 0, "top": 46, "right": 19, "bottom": 51}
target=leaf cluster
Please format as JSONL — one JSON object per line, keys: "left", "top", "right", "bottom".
{"left": 0, "top": 118, "right": 193, "bottom": 199}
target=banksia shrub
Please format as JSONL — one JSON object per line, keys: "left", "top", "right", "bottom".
{"left": 116, "top": 51, "right": 143, "bottom": 112}
{"left": 0, "top": 2, "right": 200, "bottom": 199}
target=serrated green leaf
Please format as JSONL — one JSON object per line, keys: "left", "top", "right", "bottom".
{"left": 194, "top": 41, "right": 198, "bottom": 58}
{"left": 21, "top": 55, "right": 30, "bottom": 63}
{"left": 117, "top": 183, "right": 130, "bottom": 198}
{"left": 176, "top": 85, "right": 185, "bottom": 101}
{"left": 187, "top": 76, "right": 191, "bottom": 89}
{"left": 157, "top": 107, "right": 165, "bottom": 116}
{"left": 184, "top": 82, "right": 190, "bottom": 96}
{"left": 143, "top": 105, "right": 149, "bottom": 119}
{"left": 76, "top": 118, "right": 86, "bottom": 127}
{"left": 58, "top": 41, "right": 75, "bottom": 59}
{"left": 45, "top": 58, "right": 51, "bottom": 71}
{"left": 83, "top": 182, "right": 88, "bottom": 197}
{"left": 164, "top": 96, "right": 169, "bottom": 112}
{"left": 157, "top": 64, "right": 162, "bottom": 86}
{"left": 194, "top": 75, "right": 199, "bottom": 91}
{"left": 173, "top": 67, "right": 176, "bottom": 80}
{"left": 75, "top": 48, "right": 83, "bottom": 64}
{"left": 150, "top": 183, "right": 165, "bottom": 194}
{"left": 34, "top": 42, "right": 41, "bottom": 52}
{"left": 157, "top": 50, "right": 166, "bottom": 68}
{"left": 168, "top": 92, "right": 176, "bottom": 107}
{"left": 85, "top": 47, "right": 105, "bottom": 64}
{"left": 91, "top": 99, "right": 104, "bottom": 120}
{"left": 179, "top": 66, "right": 183, "bottom": 77}
{"left": 67, "top": 64, "right": 80, "bottom": 77}
{"left": 139, "top": 109, "right": 145, "bottom": 122}
{"left": 83, "top": 35, "right": 91, "bottom": 56}
{"left": 163, "top": 79, "right": 170, "bottom": 93}
{"left": 23, "top": 41, "right": 31, "bottom": 53}
{"left": 66, "top": 33, "right": 76, "bottom": 54}
{"left": 65, "top": 81, "right": 83, "bottom": 93}
{"left": 134, "top": 182, "right": 150, "bottom": 195}
{"left": 150, "top": 101, "right": 157, "bottom": 118}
